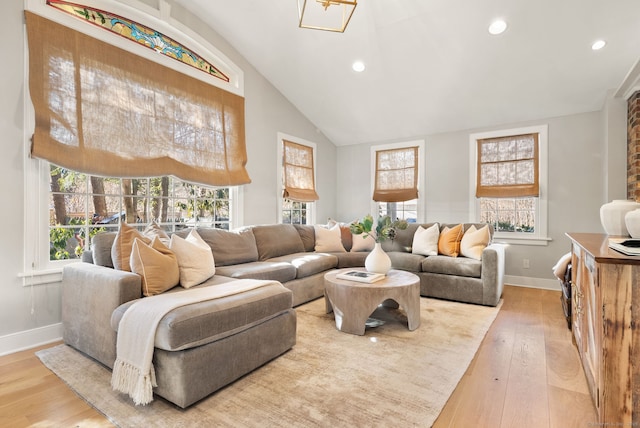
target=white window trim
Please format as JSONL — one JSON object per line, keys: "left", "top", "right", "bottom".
{"left": 468, "top": 125, "right": 551, "bottom": 246}
{"left": 370, "top": 140, "right": 426, "bottom": 222}
{"left": 22, "top": 0, "right": 245, "bottom": 281}
{"left": 276, "top": 132, "right": 317, "bottom": 225}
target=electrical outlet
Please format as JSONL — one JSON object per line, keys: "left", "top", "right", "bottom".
{"left": 523, "top": 259, "right": 530, "bottom": 269}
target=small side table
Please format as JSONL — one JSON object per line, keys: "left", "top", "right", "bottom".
{"left": 324, "top": 268, "right": 421, "bottom": 335}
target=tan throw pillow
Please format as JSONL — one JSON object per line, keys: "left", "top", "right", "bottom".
{"left": 314, "top": 224, "right": 346, "bottom": 252}
{"left": 169, "top": 229, "right": 216, "bottom": 288}
{"left": 460, "top": 225, "right": 491, "bottom": 260}
{"left": 438, "top": 224, "right": 464, "bottom": 257}
{"left": 130, "top": 237, "right": 180, "bottom": 296}
{"left": 111, "top": 222, "right": 151, "bottom": 271}
{"left": 412, "top": 223, "right": 440, "bottom": 256}
{"left": 351, "top": 232, "right": 376, "bottom": 252}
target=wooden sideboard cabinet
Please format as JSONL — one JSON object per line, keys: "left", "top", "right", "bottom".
{"left": 566, "top": 233, "right": 640, "bottom": 425}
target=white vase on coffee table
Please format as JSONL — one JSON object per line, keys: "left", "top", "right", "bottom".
{"left": 366, "top": 242, "right": 391, "bottom": 274}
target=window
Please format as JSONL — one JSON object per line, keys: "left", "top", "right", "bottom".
{"left": 469, "top": 125, "right": 549, "bottom": 245}
{"left": 377, "top": 200, "right": 418, "bottom": 222}
{"left": 277, "top": 133, "right": 317, "bottom": 225}
{"left": 26, "top": 11, "right": 249, "bottom": 187}
{"left": 48, "top": 164, "right": 234, "bottom": 261}
{"left": 371, "top": 141, "right": 425, "bottom": 223}
{"left": 23, "top": 1, "right": 245, "bottom": 280}
{"left": 281, "top": 200, "right": 310, "bottom": 225}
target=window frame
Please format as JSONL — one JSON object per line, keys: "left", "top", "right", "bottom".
{"left": 22, "top": 0, "right": 245, "bottom": 282}
{"left": 370, "top": 140, "right": 425, "bottom": 223}
{"left": 469, "top": 125, "right": 550, "bottom": 246}
{"left": 277, "top": 132, "right": 317, "bottom": 225}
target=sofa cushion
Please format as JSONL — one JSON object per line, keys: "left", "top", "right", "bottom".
{"left": 334, "top": 251, "right": 368, "bottom": 268}
{"left": 388, "top": 251, "right": 426, "bottom": 272}
{"left": 438, "top": 224, "right": 464, "bottom": 257}
{"left": 91, "top": 232, "right": 117, "bottom": 267}
{"left": 143, "top": 221, "right": 170, "bottom": 243}
{"left": 351, "top": 233, "right": 375, "bottom": 252}
{"left": 327, "top": 219, "right": 353, "bottom": 251}
{"left": 381, "top": 223, "right": 423, "bottom": 253}
{"left": 252, "top": 224, "right": 305, "bottom": 260}
{"left": 460, "top": 224, "right": 491, "bottom": 260}
{"left": 421, "top": 255, "right": 482, "bottom": 278}
{"left": 112, "top": 223, "right": 151, "bottom": 272}
{"left": 314, "top": 224, "right": 346, "bottom": 252}
{"left": 215, "top": 261, "right": 297, "bottom": 283}
{"left": 193, "top": 227, "right": 259, "bottom": 267}
{"left": 412, "top": 223, "right": 439, "bottom": 256}
{"left": 169, "top": 230, "right": 216, "bottom": 288}
{"left": 111, "top": 280, "right": 293, "bottom": 352}
{"left": 130, "top": 237, "right": 180, "bottom": 296}
{"left": 294, "top": 224, "right": 316, "bottom": 252}
{"left": 268, "top": 252, "right": 338, "bottom": 279}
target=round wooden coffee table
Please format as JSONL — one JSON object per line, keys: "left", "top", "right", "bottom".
{"left": 324, "top": 268, "right": 421, "bottom": 335}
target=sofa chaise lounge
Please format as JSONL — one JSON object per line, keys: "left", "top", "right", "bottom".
{"left": 62, "top": 221, "right": 504, "bottom": 407}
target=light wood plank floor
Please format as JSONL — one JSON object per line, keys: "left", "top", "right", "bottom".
{"left": 0, "top": 285, "right": 595, "bottom": 427}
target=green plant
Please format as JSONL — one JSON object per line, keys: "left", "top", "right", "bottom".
{"left": 350, "top": 214, "right": 408, "bottom": 243}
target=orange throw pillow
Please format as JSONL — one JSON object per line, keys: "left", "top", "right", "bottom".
{"left": 438, "top": 224, "right": 464, "bottom": 257}
{"left": 111, "top": 222, "right": 151, "bottom": 271}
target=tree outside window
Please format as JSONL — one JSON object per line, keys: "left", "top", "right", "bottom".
{"left": 48, "top": 165, "right": 231, "bottom": 260}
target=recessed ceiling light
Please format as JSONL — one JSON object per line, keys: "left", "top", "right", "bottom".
{"left": 352, "top": 61, "right": 365, "bottom": 72}
{"left": 488, "top": 19, "right": 507, "bottom": 35}
{"left": 592, "top": 40, "right": 606, "bottom": 50}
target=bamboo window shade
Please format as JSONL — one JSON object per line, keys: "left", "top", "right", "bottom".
{"left": 373, "top": 146, "right": 419, "bottom": 202}
{"left": 282, "top": 140, "right": 319, "bottom": 202}
{"left": 25, "top": 11, "right": 250, "bottom": 187}
{"left": 476, "top": 133, "right": 539, "bottom": 198}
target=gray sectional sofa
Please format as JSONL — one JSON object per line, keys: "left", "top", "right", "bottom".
{"left": 61, "top": 221, "right": 504, "bottom": 408}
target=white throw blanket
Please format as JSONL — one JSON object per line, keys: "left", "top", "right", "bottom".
{"left": 111, "top": 279, "right": 275, "bottom": 405}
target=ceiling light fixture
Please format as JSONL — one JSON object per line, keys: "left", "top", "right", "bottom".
{"left": 592, "top": 40, "right": 606, "bottom": 50}
{"left": 352, "top": 61, "right": 365, "bottom": 72}
{"left": 488, "top": 19, "right": 507, "bottom": 35}
{"left": 297, "top": 0, "right": 357, "bottom": 33}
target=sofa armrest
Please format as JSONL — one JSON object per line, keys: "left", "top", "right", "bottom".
{"left": 480, "top": 243, "right": 506, "bottom": 306}
{"left": 61, "top": 262, "right": 141, "bottom": 368}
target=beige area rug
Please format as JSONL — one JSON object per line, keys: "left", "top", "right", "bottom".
{"left": 37, "top": 297, "right": 501, "bottom": 428}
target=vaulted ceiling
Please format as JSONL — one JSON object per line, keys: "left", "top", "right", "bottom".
{"left": 175, "top": 0, "right": 640, "bottom": 146}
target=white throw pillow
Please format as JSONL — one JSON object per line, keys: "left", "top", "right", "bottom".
{"left": 314, "top": 224, "right": 346, "bottom": 252}
{"left": 412, "top": 223, "right": 440, "bottom": 256}
{"left": 351, "top": 233, "right": 376, "bottom": 252}
{"left": 169, "top": 229, "right": 216, "bottom": 288}
{"left": 460, "top": 225, "right": 490, "bottom": 260}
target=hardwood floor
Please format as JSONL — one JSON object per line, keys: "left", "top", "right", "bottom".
{"left": 0, "top": 285, "right": 595, "bottom": 427}
{"left": 434, "top": 285, "right": 597, "bottom": 428}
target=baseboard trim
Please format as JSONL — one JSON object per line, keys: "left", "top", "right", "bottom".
{"left": 0, "top": 323, "right": 62, "bottom": 357}
{"left": 504, "top": 275, "right": 561, "bottom": 291}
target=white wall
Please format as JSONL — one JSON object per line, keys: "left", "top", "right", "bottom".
{"left": 0, "top": 0, "right": 337, "bottom": 355}
{"left": 336, "top": 110, "right": 618, "bottom": 286}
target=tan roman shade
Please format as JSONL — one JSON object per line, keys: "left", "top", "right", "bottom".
{"left": 476, "top": 133, "right": 539, "bottom": 198}
{"left": 25, "top": 11, "right": 250, "bottom": 187}
{"left": 282, "top": 140, "right": 319, "bottom": 202}
{"left": 373, "top": 146, "right": 419, "bottom": 202}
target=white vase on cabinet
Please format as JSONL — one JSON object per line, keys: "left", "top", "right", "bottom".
{"left": 625, "top": 209, "right": 640, "bottom": 239}
{"left": 600, "top": 200, "right": 640, "bottom": 236}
